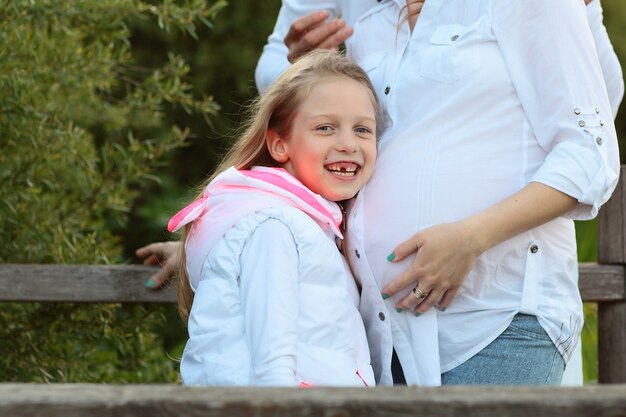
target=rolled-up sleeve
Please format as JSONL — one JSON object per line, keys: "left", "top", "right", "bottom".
{"left": 255, "top": 0, "right": 340, "bottom": 93}
{"left": 239, "top": 218, "right": 300, "bottom": 386}
{"left": 493, "top": 0, "right": 620, "bottom": 220}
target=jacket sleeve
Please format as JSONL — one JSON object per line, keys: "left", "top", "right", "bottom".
{"left": 239, "top": 218, "right": 301, "bottom": 386}
{"left": 492, "top": 0, "right": 620, "bottom": 220}
{"left": 586, "top": 0, "right": 624, "bottom": 118}
{"left": 255, "top": 0, "right": 340, "bottom": 93}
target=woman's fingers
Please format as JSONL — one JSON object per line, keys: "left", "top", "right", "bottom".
{"left": 382, "top": 262, "right": 424, "bottom": 298}
{"left": 395, "top": 285, "right": 435, "bottom": 312}
{"left": 145, "top": 256, "right": 178, "bottom": 289}
{"left": 136, "top": 242, "right": 171, "bottom": 261}
{"left": 383, "top": 222, "right": 480, "bottom": 314}
{"left": 284, "top": 10, "right": 353, "bottom": 63}
{"left": 382, "top": 232, "right": 425, "bottom": 297}
{"left": 284, "top": 10, "right": 330, "bottom": 43}
{"left": 386, "top": 233, "right": 421, "bottom": 263}
{"left": 136, "top": 241, "right": 181, "bottom": 289}
{"left": 141, "top": 254, "right": 161, "bottom": 266}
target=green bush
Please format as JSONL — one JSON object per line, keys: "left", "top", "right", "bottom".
{"left": 0, "top": 0, "right": 224, "bottom": 382}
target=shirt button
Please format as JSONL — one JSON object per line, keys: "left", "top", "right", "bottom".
{"left": 450, "top": 34, "right": 459, "bottom": 41}
{"left": 578, "top": 120, "right": 585, "bottom": 127}
{"left": 574, "top": 108, "right": 581, "bottom": 115}
{"left": 595, "top": 107, "right": 600, "bottom": 114}
{"left": 355, "top": 249, "right": 361, "bottom": 259}
{"left": 600, "top": 120, "right": 605, "bottom": 126}
{"left": 384, "top": 86, "right": 390, "bottom": 95}
{"left": 378, "top": 312, "right": 386, "bottom": 321}
{"left": 596, "top": 137, "right": 603, "bottom": 145}
{"left": 530, "top": 244, "right": 539, "bottom": 254}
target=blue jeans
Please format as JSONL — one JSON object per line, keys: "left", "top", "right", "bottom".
{"left": 440, "top": 313, "right": 565, "bottom": 385}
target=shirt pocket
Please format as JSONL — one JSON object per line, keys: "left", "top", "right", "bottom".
{"left": 420, "top": 22, "right": 482, "bottom": 84}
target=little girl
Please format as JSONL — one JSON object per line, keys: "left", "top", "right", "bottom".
{"left": 167, "top": 50, "right": 380, "bottom": 386}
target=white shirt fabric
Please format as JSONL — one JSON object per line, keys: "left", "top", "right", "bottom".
{"left": 587, "top": 0, "right": 624, "bottom": 118}
{"left": 180, "top": 167, "right": 375, "bottom": 387}
{"left": 256, "top": 0, "right": 621, "bottom": 384}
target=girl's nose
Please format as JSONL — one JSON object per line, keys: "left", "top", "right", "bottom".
{"left": 336, "top": 131, "right": 358, "bottom": 153}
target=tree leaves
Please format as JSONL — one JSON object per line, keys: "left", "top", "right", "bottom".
{"left": 0, "top": 0, "right": 223, "bottom": 382}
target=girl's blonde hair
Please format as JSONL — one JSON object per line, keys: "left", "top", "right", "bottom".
{"left": 177, "top": 49, "right": 382, "bottom": 322}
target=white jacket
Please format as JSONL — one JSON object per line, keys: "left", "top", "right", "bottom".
{"left": 173, "top": 167, "right": 375, "bottom": 387}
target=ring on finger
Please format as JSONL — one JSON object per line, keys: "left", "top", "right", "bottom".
{"left": 412, "top": 285, "right": 430, "bottom": 301}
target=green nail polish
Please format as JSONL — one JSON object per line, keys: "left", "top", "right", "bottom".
{"left": 386, "top": 252, "right": 396, "bottom": 262}
{"left": 146, "top": 279, "right": 156, "bottom": 288}
{"left": 396, "top": 308, "right": 404, "bottom": 313}
{"left": 415, "top": 312, "right": 421, "bottom": 317}
{"left": 440, "top": 307, "right": 447, "bottom": 312}
{"left": 382, "top": 293, "right": 390, "bottom": 300}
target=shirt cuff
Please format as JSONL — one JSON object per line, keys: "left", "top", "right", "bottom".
{"left": 531, "top": 138, "right": 618, "bottom": 220}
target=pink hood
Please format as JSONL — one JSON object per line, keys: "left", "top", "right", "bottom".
{"left": 168, "top": 166, "right": 344, "bottom": 289}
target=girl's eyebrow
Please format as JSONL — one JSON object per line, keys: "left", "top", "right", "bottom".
{"left": 307, "top": 113, "right": 376, "bottom": 123}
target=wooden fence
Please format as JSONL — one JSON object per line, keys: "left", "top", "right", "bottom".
{"left": 1, "top": 384, "right": 626, "bottom": 417}
{"left": 1, "top": 167, "right": 626, "bottom": 415}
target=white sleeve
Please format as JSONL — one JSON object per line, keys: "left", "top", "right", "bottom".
{"left": 255, "top": 0, "right": 340, "bottom": 93}
{"left": 239, "top": 218, "right": 300, "bottom": 386}
{"left": 492, "top": 0, "right": 619, "bottom": 220}
{"left": 586, "top": 0, "right": 624, "bottom": 118}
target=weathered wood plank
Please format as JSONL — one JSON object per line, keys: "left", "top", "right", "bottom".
{"left": 0, "top": 264, "right": 175, "bottom": 303}
{"left": 1, "top": 384, "right": 625, "bottom": 417}
{"left": 599, "top": 302, "right": 626, "bottom": 383}
{"left": 578, "top": 263, "right": 625, "bottom": 301}
{"left": 0, "top": 263, "right": 623, "bottom": 303}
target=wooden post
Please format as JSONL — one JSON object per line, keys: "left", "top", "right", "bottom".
{"left": 597, "top": 166, "right": 626, "bottom": 383}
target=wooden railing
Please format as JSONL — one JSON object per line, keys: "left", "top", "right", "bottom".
{"left": 1, "top": 168, "right": 626, "bottom": 415}
{"left": 1, "top": 384, "right": 626, "bottom": 416}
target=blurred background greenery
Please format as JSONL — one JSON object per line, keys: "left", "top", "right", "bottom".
{"left": 0, "top": 0, "right": 624, "bottom": 382}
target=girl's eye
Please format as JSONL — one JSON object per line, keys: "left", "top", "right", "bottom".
{"left": 316, "top": 125, "right": 333, "bottom": 132}
{"left": 355, "top": 127, "right": 372, "bottom": 134}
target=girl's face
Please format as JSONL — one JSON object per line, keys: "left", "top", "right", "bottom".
{"left": 268, "top": 76, "right": 377, "bottom": 201}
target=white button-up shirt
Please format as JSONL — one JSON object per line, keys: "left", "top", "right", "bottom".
{"left": 257, "top": 0, "right": 620, "bottom": 384}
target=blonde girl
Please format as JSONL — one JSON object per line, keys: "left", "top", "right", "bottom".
{"left": 167, "top": 50, "right": 380, "bottom": 386}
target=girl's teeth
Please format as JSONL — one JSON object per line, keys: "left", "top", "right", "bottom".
{"left": 332, "top": 170, "right": 355, "bottom": 176}
{"left": 327, "top": 163, "right": 358, "bottom": 173}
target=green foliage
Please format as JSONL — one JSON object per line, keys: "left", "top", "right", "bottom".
{"left": 0, "top": 0, "right": 224, "bottom": 382}
{"left": 122, "top": 0, "right": 282, "bottom": 254}
{"left": 575, "top": 220, "right": 599, "bottom": 383}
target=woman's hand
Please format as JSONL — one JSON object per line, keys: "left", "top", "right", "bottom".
{"left": 382, "top": 182, "right": 578, "bottom": 315}
{"left": 382, "top": 220, "right": 483, "bottom": 315}
{"left": 284, "top": 10, "right": 353, "bottom": 63}
{"left": 136, "top": 241, "right": 180, "bottom": 289}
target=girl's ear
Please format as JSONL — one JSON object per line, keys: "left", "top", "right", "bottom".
{"left": 266, "top": 129, "right": 290, "bottom": 164}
